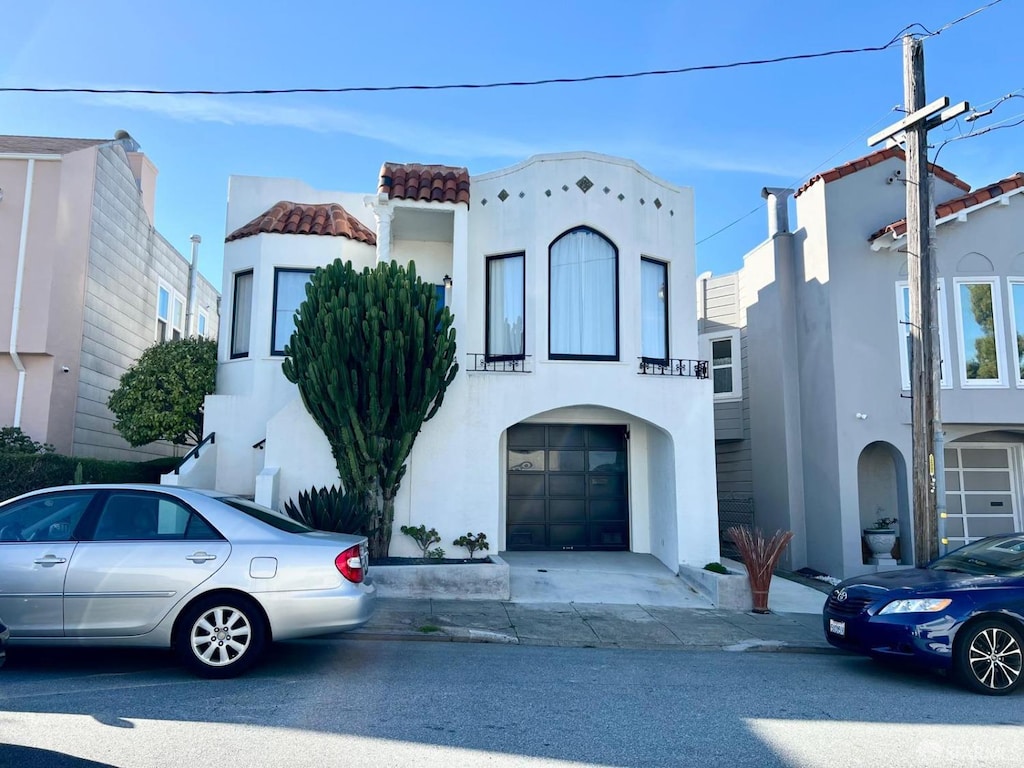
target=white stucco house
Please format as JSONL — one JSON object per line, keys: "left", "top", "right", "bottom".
{"left": 700, "top": 147, "right": 1024, "bottom": 579}
{"left": 171, "top": 152, "right": 719, "bottom": 572}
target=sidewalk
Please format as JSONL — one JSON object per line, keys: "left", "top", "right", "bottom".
{"left": 344, "top": 597, "right": 836, "bottom": 653}
{"left": 342, "top": 552, "right": 837, "bottom": 654}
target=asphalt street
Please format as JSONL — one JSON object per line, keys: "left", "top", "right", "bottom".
{"left": 1, "top": 640, "right": 1022, "bottom": 767}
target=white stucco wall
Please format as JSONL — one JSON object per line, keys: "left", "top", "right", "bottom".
{"left": 203, "top": 154, "right": 720, "bottom": 572}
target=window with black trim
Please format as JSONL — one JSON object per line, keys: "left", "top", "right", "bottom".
{"left": 272, "top": 268, "right": 313, "bottom": 356}
{"left": 549, "top": 227, "right": 618, "bottom": 360}
{"left": 640, "top": 257, "right": 668, "bottom": 362}
{"left": 230, "top": 270, "right": 253, "bottom": 359}
{"left": 486, "top": 252, "right": 525, "bottom": 360}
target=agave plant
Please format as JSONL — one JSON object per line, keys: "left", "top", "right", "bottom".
{"left": 283, "top": 486, "right": 373, "bottom": 536}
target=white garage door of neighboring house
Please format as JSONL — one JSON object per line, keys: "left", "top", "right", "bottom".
{"left": 944, "top": 445, "right": 1023, "bottom": 548}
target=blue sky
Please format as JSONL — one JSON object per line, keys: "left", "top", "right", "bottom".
{"left": 3, "top": 1, "right": 1021, "bottom": 291}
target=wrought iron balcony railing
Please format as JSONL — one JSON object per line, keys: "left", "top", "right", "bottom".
{"left": 467, "top": 353, "right": 532, "bottom": 373}
{"left": 637, "top": 357, "right": 709, "bottom": 379}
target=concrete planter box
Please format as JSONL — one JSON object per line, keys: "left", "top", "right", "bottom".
{"left": 677, "top": 564, "right": 752, "bottom": 611}
{"left": 368, "top": 555, "right": 510, "bottom": 600}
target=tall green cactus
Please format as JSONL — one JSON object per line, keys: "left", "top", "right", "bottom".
{"left": 281, "top": 259, "right": 458, "bottom": 557}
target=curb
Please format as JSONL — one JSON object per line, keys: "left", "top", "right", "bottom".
{"left": 339, "top": 628, "right": 841, "bottom": 654}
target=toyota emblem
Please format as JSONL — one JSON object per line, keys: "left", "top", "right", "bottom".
{"left": 834, "top": 589, "right": 848, "bottom": 602}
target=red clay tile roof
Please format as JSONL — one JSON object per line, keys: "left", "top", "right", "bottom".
{"left": 225, "top": 201, "right": 376, "bottom": 244}
{"left": 869, "top": 172, "right": 1024, "bottom": 241}
{"left": 0, "top": 135, "right": 108, "bottom": 154}
{"left": 795, "top": 147, "right": 970, "bottom": 197}
{"left": 378, "top": 163, "right": 470, "bottom": 204}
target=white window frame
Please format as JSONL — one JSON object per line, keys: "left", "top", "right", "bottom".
{"left": 953, "top": 277, "right": 1007, "bottom": 389}
{"left": 197, "top": 310, "right": 208, "bottom": 339}
{"left": 700, "top": 329, "right": 742, "bottom": 402}
{"left": 895, "top": 279, "right": 952, "bottom": 390}
{"left": 1008, "top": 277, "right": 1024, "bottom": 388}
{"left": 156, "top": 283, "right": 171, "bottom": 342}
{"left": 171, "top": 293, "right": 185, "bottom": 341}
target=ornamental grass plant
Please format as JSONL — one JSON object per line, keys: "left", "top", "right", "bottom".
{"left": 726, "top": 526, "right": 795, "bottom": 613}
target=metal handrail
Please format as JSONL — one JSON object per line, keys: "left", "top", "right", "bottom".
{"left": 637, "top": 358, "right": 709, "bottom": 379}
{"left": 467, "top": 353, "right": 532, "bottom": 373}
{"left": 174, "top": 432, "right": 216, "bottom": 474}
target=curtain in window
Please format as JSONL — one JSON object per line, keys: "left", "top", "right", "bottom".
{"left": 273, "top": 270, "right": 313, "bottom": 354}
{"left": 231, "top": 272, "right": 253, "bottom": 358}
{"left": 641, "top": 259, "right": 667, "bottom": 360}
{"left": 550, "top": 230, "right": 617, "bottom": 357}
{"left": 488, "top": 254, "right": 525, "bottom": 357}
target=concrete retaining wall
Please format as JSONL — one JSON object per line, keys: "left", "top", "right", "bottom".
{"left": 369, "top": 555, "right": 510, "bottom": 600}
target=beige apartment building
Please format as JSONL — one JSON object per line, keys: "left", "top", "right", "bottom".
{"left": 0, "top": 132, "right": 219, "bottom": 460}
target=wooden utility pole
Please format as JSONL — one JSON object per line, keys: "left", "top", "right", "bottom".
{"left": 904, "top": 36, "right": 936, "bottom": 567}
{"left": 868, "top": 36, "right": 969, "bottom": 566}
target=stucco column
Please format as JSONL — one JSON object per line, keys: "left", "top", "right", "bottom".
{"left": 368, "top": 195, "right": 393, "bottom": 263}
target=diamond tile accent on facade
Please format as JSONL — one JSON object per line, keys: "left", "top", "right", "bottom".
{"left": 654, "top": 198, "right": 662, "bottom": 209}
{"left": 545, "top": 189, "right": 552, "bottom": 197}
{"left": 639, "top": 198, "right": 646, "bottom": 205}
{"left": 519, "top": 191, "right": 525, "bottom": 198}
{"left": 617, "top": 194, "right": 625, "bottom": 201}
{"left": 576, "top": 176, "right": 593, "bottom": 193}
{"left": 603, "top": 186, "right": 611, "bottom": 194}
{"left": 498, "top": 189, "right": 509, "bottom": 202}
{"left": 562, "top": 184, "right": 570, "bottom": 192}
{"left": 481, "top": 199, "right": 488, "bottom": 206}
{"left": 670, "top": 210, "right": 674, "bottom": 216}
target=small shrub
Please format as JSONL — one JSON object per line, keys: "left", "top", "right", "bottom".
{"left": 703, "top": 562, "right": 729, "bottom": 575}
{"left": 0, "top": 453, "right": 163, "bottom": 502}
{"left": 400, "top": 524, "right": 442, "bottom": 559}
{"left": 283, "top": 486, "right": 372, "bottom": 535}
{"left": 0, "top": 426, "right": 54, "bottom": 455}
{"left": 453, "top": 532, "right": 489, "bottom": 559}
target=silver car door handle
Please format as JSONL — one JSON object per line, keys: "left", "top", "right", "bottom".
{"left": 34, "top": 555, "right": 67, "bottom": 565}
{"left": 186, "top": 552, "right": 217, "bottom": 563}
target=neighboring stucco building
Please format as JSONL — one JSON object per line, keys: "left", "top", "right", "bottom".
{"left": 701, "top": 147, "right": 1024, "bottom": 578}
{"left": 181, "top": 152, "right": 719, "bottom": 570}
{"left": 0, "top": 133, "right": 219, "bottom": 460}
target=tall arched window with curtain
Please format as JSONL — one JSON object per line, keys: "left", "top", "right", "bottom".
{"left": 548, "top": 227, "right": 619, "bottom": 360}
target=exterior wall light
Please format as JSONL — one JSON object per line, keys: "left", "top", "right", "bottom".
{"left": 443, "top": 274, "right": 453, "bottom": 288}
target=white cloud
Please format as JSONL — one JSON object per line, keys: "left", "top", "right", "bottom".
{"left": 92, "top": 93, "right": 543, "bottom": 160}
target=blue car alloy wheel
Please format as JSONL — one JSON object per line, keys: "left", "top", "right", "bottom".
{"left": 823, "top": 534, "right": 1024, "bottom": 695}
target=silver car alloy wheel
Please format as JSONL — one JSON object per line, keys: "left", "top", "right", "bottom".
{"left": 189, "top": 605, "right": 253, "bottom": 667}
{"left": 967, "top": 626, "right": 1023, "bottom": 691}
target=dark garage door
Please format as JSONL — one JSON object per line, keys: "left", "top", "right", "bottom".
{"left": 506, "top": 424, "right": 629, "bottom": 551}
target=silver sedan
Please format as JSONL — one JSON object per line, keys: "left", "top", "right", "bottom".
{"left": 0, "top": 485, "right": 375, "bottom": 677}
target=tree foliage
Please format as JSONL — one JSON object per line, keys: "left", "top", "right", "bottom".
{"left": 965, "top": 284, "right": 999, "bottom": 380}
{"left": 281, "top": 259, "right": 458, "bottom": 557}
{"left": 107, "top": 337, "right": 217, "bottom": 446}
{"left": 0, "top": 426, "right": 54, "bottom": 455}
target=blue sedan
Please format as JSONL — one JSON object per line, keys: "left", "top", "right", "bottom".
{"left": 823, "top": 533, "right": 1024, "bottom": 695}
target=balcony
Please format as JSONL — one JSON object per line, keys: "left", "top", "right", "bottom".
{"left": 637, "top": 358, "right": 709, "bottom": 379}
{"left": 467, "top": 353, "right": 532, "bottom": 373}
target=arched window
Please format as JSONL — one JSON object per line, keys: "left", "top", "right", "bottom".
{"left": 549, "top": 227, "right": 618, "bottom": 360}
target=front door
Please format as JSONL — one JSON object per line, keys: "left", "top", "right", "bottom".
{"left": 506, "top": 424, "right": 629, "bottom": 550}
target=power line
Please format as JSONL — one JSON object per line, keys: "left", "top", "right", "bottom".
{"left": 696, "top": 109, "right": 898, "bottom": 246}
{"left": 0, "top": 24, "right": 933, "bottom": 98}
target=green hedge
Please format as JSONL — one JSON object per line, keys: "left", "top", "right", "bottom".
{"left": 0, "top": 453, "right": 176, "bottom": 502}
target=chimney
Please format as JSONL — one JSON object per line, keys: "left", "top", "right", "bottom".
{"left": 761, "top": 187, "right": 794, "bottom": 238}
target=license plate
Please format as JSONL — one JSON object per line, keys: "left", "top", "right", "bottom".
{"left": 829, "top": 619, "right": 846, "bottom": 637}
